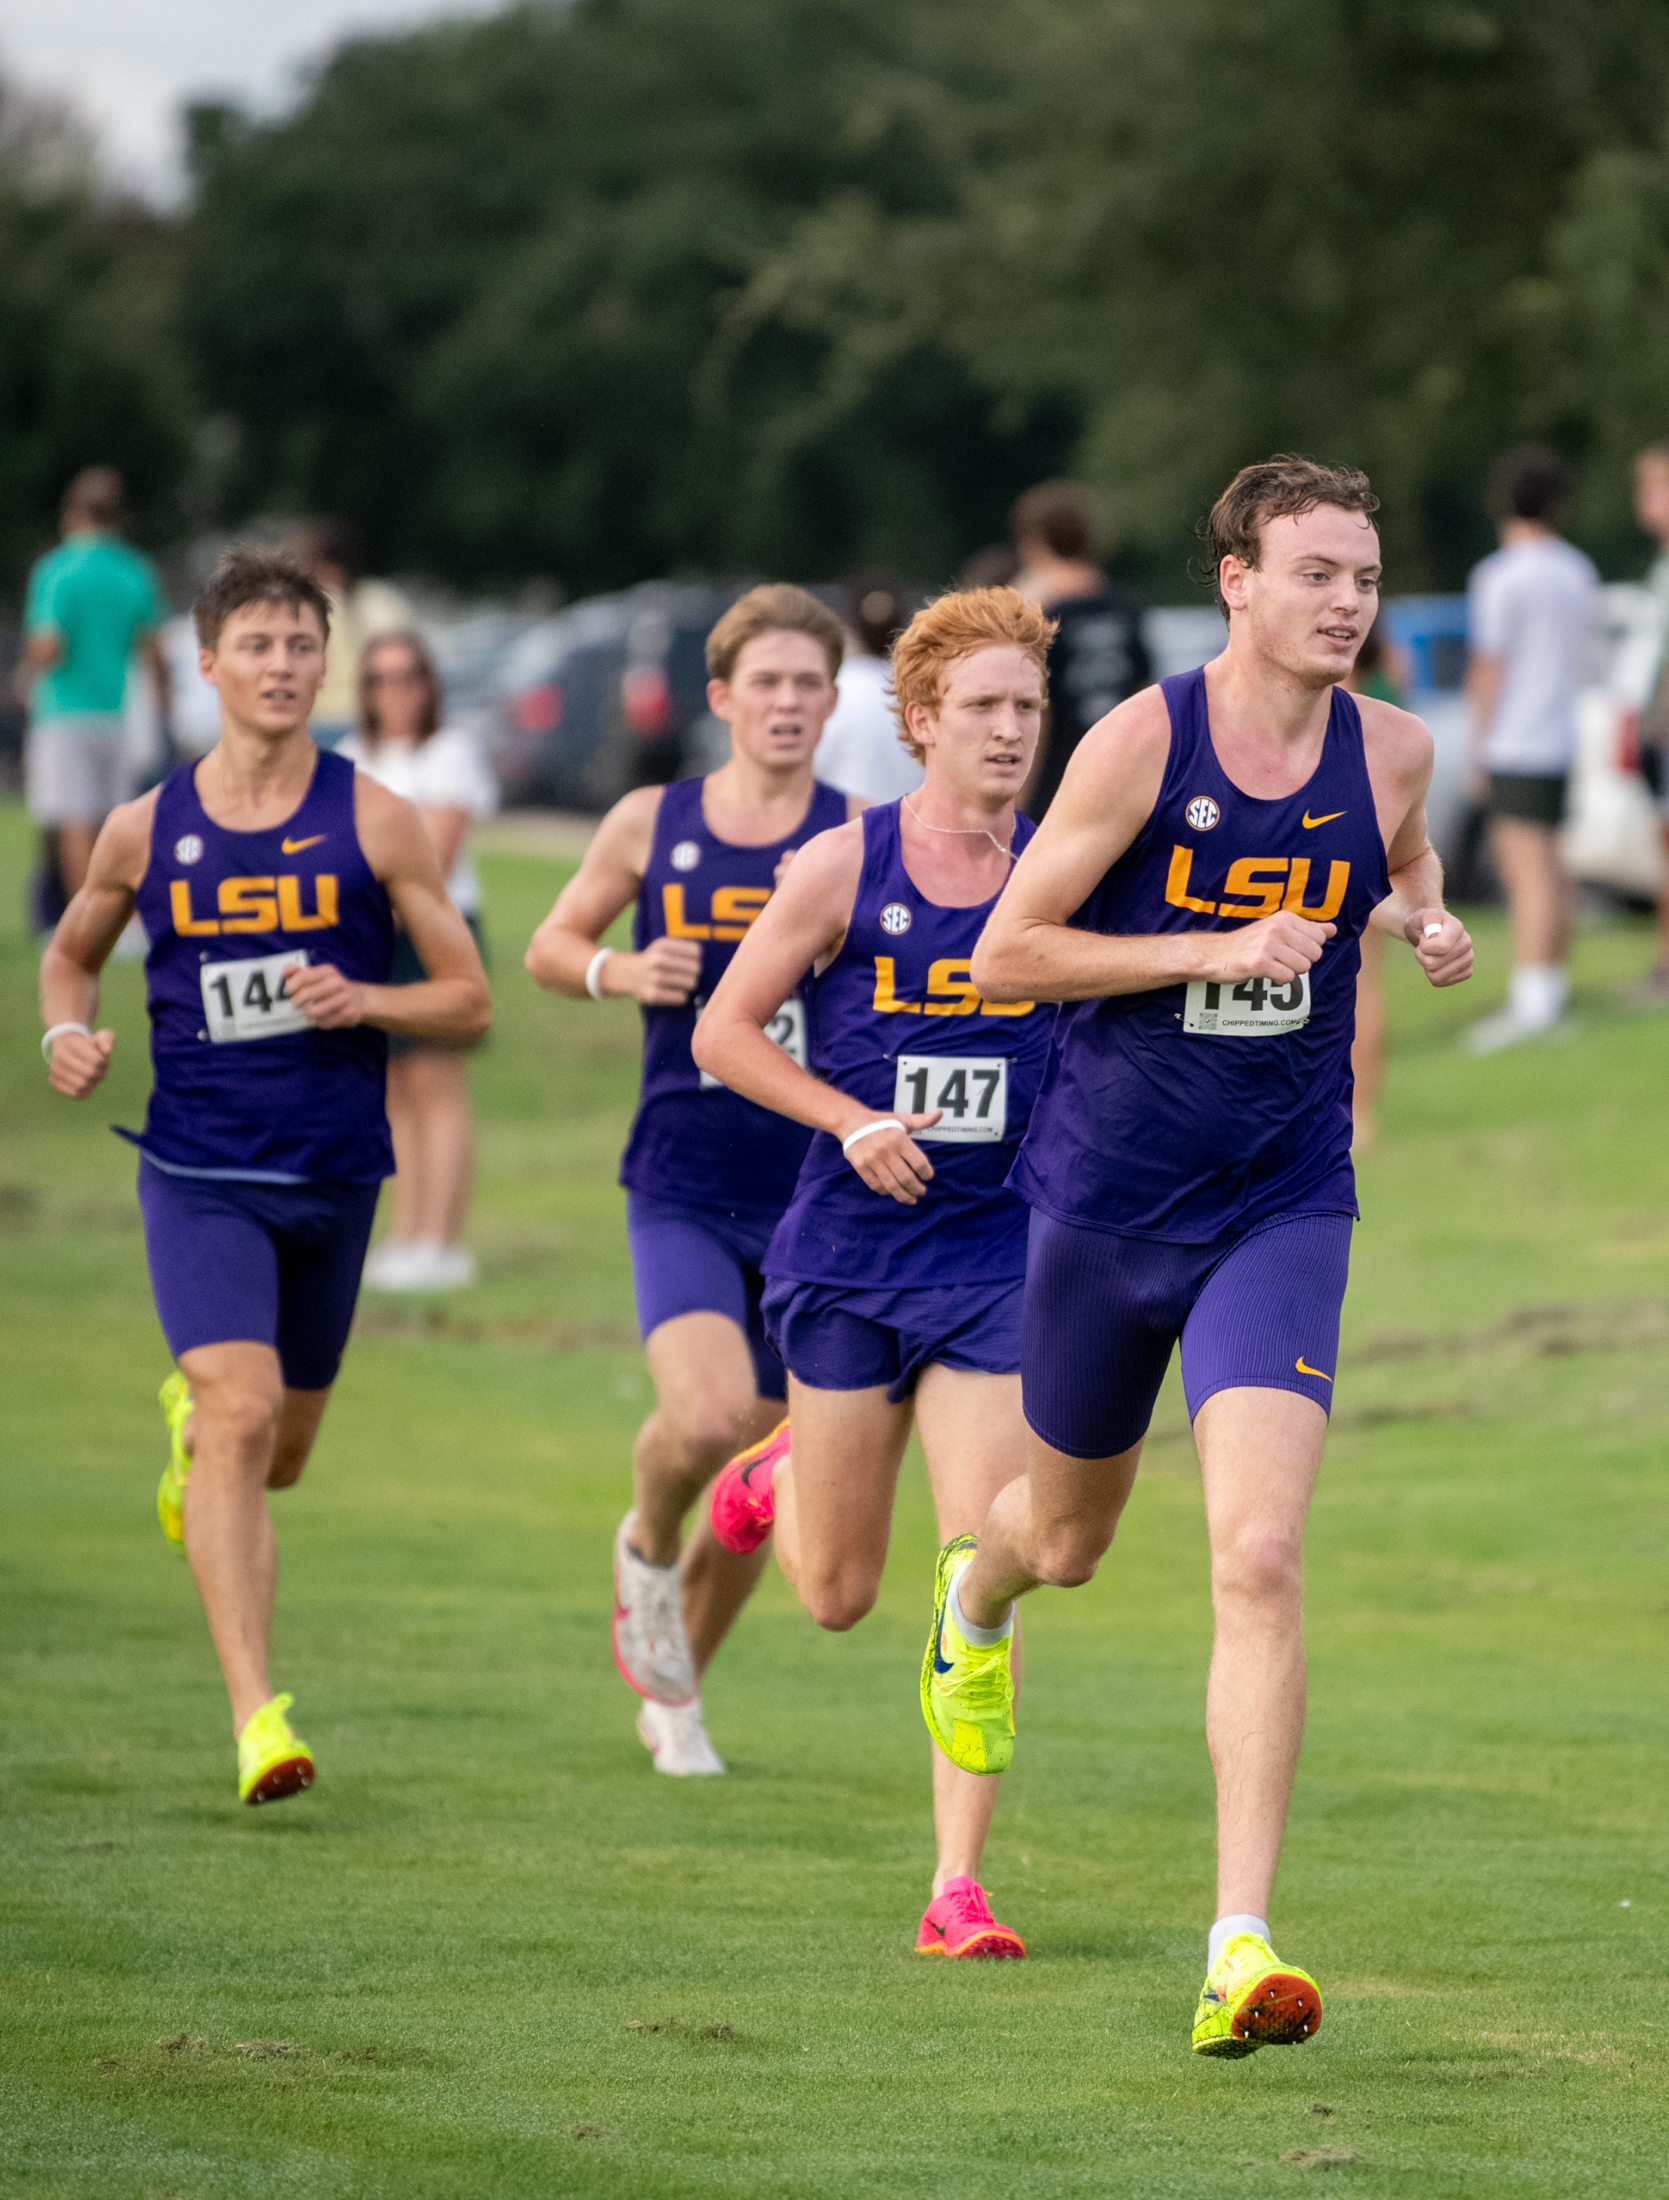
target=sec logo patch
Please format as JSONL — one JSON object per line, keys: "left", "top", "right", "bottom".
{"left": 670, "top": 840, "right": 701, "bottom": 872}
{"left": 174, "top": 834, "right": 204, "bottom": 865}
{"left": 879, "top": 902, "right": 912, "bottom": 935}
{"left": 1185, "top": 797, "right": 1220, "bottom": 832}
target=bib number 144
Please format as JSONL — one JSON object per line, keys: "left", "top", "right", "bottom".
{"left": 200, "top": 950, "right": 312, "bottom": 1043}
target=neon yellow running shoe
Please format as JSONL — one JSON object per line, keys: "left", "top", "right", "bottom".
{"left": 236, "top": 1692, "right": 316, "bottom": 1807}
{"left": 157, "top": 1371, "right": 193, "bottom": 1556}
{"left": 920, "top": 1535, "right": 1013, "bottom": 1775}
{"left": 1191, "top": 1932, "right": 1323, "bottom": 2058}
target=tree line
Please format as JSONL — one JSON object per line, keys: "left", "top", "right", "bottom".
{"left": 6, "top": 0, "right": 1669, "bottom": 602}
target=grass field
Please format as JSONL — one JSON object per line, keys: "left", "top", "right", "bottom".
{"left": 2, "top": 795, "right": 1668, "bottom": 2199}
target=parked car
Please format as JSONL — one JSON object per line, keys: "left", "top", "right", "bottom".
{"left": 489, "top": 596, "right": 634, "bottom": 808}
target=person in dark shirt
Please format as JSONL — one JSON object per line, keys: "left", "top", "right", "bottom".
{"left": 1011, "top": 480, "right": 1151, "bottom": 819}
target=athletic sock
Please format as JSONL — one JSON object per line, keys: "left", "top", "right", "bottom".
{"left": 1209, "top": 1913, "right": 1270, "bottom": 1970}
{"left": 948, "top": 1571, "right": 1013, "bottom": 1646}
{"left": 1509, "top": 964, "right": 1567, "bottom": 1029}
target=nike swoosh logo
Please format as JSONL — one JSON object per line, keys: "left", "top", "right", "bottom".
{"left": 1300, "top": 811, "right": 1345, "bottom": 830}
{"left": 1295, "top": 1358, "right": 1333, "bottom": 1381}
{"left": 932, "top": 1633, "right": 954, "bottom": 1677}
{"left": 281, "top": 835, "right": 325, "bottom": 853}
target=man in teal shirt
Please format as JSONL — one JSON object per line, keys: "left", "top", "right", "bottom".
{"left": 23, "top": 467, "right": 171, "bottom": 896}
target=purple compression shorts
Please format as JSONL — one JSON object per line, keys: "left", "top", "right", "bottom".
{"left": 626, "top": 1191, "right": 786, "bottom": 1400}
{"left": 762, "top": 1276, "right": 1022, "bottom": 1405}
{"left": 138, "top": 1159, "right": 379, "bottom": 1391}
{"left": 1021, "top": 1208, "right": 1353, "bottom": 1458}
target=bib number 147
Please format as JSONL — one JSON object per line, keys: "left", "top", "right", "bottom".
{"left": 892, "top": 1053, "right": 1007, "bottom": 1142}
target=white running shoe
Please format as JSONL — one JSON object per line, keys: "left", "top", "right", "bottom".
{"left": 636, "top": 1697, "right": 725, "bottom": 1776}
{"left": 1464, "top": 1009, "right": 1575, "bottom": 1056}
{"left": 611, "top": 1513, "right": 697, "bottom": 1705}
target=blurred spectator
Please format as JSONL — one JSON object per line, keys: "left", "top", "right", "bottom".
{"left": 957, "top": 543, "right": 1022, "bottom": 591}
{"left": 342, "top": 631, "right": 499, "bottom": 1292}
{"left": 812, "top": 570, "right": 924, "bottom": 803}
{"left": 1627, "top": 441, "right": 1669, "bottom": 1003}
{"left": 1463, "top": 447, "right": 1598, "bottom": 1055}
{"left": 1345, "top": 619, "right": 1412, "bottom": 1146}
{"left": 1011, "top": 480, "right": 1151, "bottom": 819}
{"left": 293, "top": 518, "right": 415, "bottom": 749}
{"left": 19, "top": 467, "right": 171, "bottom": 896}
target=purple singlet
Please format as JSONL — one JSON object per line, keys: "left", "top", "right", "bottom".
{"left": 619, "top": 774, "right": 848, "bottom": 1214}
{"left": 125, "top": 749, "right": 394, "bottom": 1183}
{"left": 1010, "top": 667, "right": 1390, "bottom": 1242}
{"left": 766, "top": 801, "right": 1054, "bottom": 1289}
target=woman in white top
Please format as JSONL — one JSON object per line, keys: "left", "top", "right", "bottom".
{"left": 342, "top": 631, "right": 499, "bottom": 1289}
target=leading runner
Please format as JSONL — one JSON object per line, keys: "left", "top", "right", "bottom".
{"left": 525, "top": 586, "right": 856, "bottom": 1775}
{"left": 923, "top": 457, "right": 1474, "bottom": 2052}
{"left": 695, "top": 585, "right": 1056, "bottom": 1959}
{"left": 41, "top": 548, "right": 490, "bottom": 1804}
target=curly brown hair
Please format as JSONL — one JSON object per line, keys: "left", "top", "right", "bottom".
{"left": 1205, "top": 456, "right": 1379, "bottom": 615}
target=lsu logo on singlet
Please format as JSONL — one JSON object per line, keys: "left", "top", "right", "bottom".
{"left": 169, "top": 874, "right": 340, "bottom": 936}
{"left": 870, "top": 957, "right": 1034, "bottom": 1018}
{"left": 1163, "top": 847, "right": 1350, "bottom": 922}
{"left": 659, "top": 884, "right": 770, "bottom": 941}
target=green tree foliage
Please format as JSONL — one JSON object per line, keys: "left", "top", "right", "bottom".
{"left": 0, "top": 82, "right": 192, "bottom": 594}
{"left": 748, "top": 0, "right": 1669, "bottom": 589}
{"left": 177, "top": 0, "right": 1669, "bottom": 594}
{"left": 181, "top": 0, "right": 1073, "bottom": 593}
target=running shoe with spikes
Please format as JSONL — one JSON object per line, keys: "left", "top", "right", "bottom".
{"left": 709, "top": 1417, "right": 789, "bottom": 1554}
{"left": 636, "top": 1696, "right": 725, "bottom": 1776}
{"left": 156, "top": 1370, "right": 192, "bottom": 1556}
{"left": 1191, "top": 1931, "right": 1323, "bottom": 2058}
{"left": 914, "top": 1876, "right": 1026, "bottom": 1960}
{"left": 611, "top": 1513, "right": 697, "bottom": 1705}
{"left": 920, "top": 1534, "right": 1013, "bottom": 1776}
{"left": 236, "top": 1692, "right": 315, "bottom": 1806}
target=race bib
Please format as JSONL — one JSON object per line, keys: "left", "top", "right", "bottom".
{"left": 698, "top": 994, "right": 808, "bottom": 1091}
{"left": 893, "top": 1053, "right": 1007, "bottom": 1142}
{"left": 200, "top": 950, "right": 311, "bottom": 1044}
{"left": 1183, "top": 973, "right": 1310, "bottom": 1036}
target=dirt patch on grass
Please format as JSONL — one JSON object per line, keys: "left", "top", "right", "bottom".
{"left": 1352, "top": 1296, "right": 1669, "bottom": 1368}
{"left": 1283, "top": 2148, "right": 1363, "bottom": 2169}
{"left": 355, "top": 1303, "right": 636, "bottom": 1352}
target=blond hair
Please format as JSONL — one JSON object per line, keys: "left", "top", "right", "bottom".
{"left": 704, "top": 583, "right": 843, "bottom": 683}
{"left": 890, "top": 587, "right": 1055, "bottom": 762}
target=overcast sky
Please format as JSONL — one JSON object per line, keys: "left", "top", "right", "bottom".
{"left": 3, "top": 0, "right": 505, "bottom": 201}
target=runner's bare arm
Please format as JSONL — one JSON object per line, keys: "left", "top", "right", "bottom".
{"left": 39, "top": 793, "right": 156, "bottom": 1098}
{"left": 286, "top": 775, "right": 491, "bottom": 1042}
{"left": 1359, "top": 696, "right": 1473, "bottom": 988}
{"left": 971, "top": 689, "right": 1334, "bottom": 1004}
{"left": 694, "top": 822, "right": 944, "bottom": 1205}
{"left": 523, "top": 786, "right": 700, "bottom": 1005}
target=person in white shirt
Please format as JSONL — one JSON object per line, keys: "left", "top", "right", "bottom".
{"left": 812, "top": 573, "right": 925, "bottom": 804}
{"left": 341, "top": 631, "right": 499, "bottom": 1288}
{"left": 1627, "top": 441, "right": 1669, "bottom": 1004}
{"left": 1464, "top": 446, "right": 1598, "bottom": 1054}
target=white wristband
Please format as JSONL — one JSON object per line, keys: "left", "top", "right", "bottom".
{"left": 842, "top": 1117, "right": 905, "bottom": 1157}
{"left": 585, "top": 948, "right": 616, "bottom": 1000}
{"left": 41, "top": 1021, "right": 91, "bottom": 1063}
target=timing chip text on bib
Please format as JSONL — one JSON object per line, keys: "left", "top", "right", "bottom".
{"left": 1183, "top": 973, "right": 1311, "bottom": 1037}
{"left": 893, "top": 1053, "right": 1008, "bottom": 1141}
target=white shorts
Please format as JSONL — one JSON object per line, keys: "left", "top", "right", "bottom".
{"left": 26, "top": 716, "right": 136, "bottom": 827}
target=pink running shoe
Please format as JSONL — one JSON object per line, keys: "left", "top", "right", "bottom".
{"left": 709, "top": 1417, "right": 789, "bottom": 1554}
{"left": 914, "top": 1877, "right": 1026, "bottom": 1961}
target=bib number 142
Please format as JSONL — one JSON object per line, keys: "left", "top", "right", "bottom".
{"left": 892, "top": 1053, "right": 1007, "bottom": 1142}
{"left": 1183, "top": 971, "right": 1310, "bottom": 1037}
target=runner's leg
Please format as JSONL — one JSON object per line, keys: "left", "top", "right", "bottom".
{"left": 636, "top": 1312, "right": 779, "bottom": 1566}
{"left": 772, "top": 1376, "right": 912, "bottom": 1626}
{"left": 178, "top": 1340, "right": 291, "bottom": 1732}
{"left": 913, "top": 1364, "right": 1028, "bottom": 1893}
{"left": 1194, "top": 1387, "right": 1327, "bottom": 1920}
{"left": 954, "top": 1433, "right": 1142, "bottom": 1628}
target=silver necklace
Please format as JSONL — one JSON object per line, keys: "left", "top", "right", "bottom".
{"left": 901, "top": 793, "right": 1016, "bottom": 862}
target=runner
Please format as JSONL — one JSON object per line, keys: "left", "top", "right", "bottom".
{"left": 922, "top": 457, "right": 1474, "bottom": 2049}
{"left": 39, "top": 547, "right": 490, "bottom": 1805}
{"left": 525, "top": 585, "right": 854, "bottom": 1776}
{"left": 695, "top": 586, "right": 1055, "bottom": 1958}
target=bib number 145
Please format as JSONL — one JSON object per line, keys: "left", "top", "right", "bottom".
{"left": 1183, "top": 972, "right": 1310, "bottom": 1036}
{"left": 892, "top": 1053, "right": 1007, "bottom": 1142}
